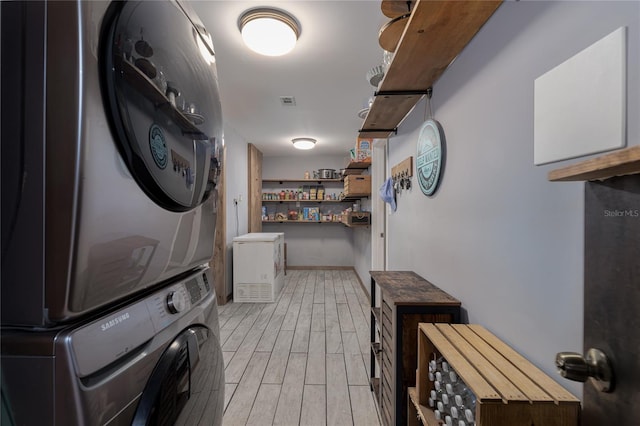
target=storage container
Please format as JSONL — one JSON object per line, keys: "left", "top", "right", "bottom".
{"left": 344, "top": 175, "right": 371, "bottom": 197}
{"left": 409, "top": 323, "right": 581, "bottom": 426}
{"left": 343, "top": 211, "right": 371, "bottom": 226}
{"left": 356, "top": 138, "right": 372, "bottom": 162}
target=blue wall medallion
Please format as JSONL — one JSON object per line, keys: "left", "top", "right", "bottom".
{"left": 148, "top": 124, "right": 168, "bottom": 169}
{"left": 416, "top": 119, "right": 445, "bottom": 196}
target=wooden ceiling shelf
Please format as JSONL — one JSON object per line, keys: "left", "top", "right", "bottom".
{"left": 548, "top": 146, "right": 640, "bottom": 182}
{"left": 359, "top": 0, "right": 502, "bottom": 139}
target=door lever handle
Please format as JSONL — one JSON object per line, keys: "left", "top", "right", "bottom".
{"left": 555, "top": 348, "right": 614, "bottom": 392}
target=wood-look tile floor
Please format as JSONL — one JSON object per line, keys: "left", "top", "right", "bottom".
{"left": 218, "top": 269, "right": 381, "bottom": 426}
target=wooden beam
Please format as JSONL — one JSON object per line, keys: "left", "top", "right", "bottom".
{"left": 212, "top": 146, "right": 227, "bottom": 305}
{"left": 247, "top": 143, "right": 263, "bottom": 232}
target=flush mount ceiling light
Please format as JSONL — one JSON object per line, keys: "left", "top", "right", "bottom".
{"left": 292, "top": 138, "right": 316, "bottom": 150}
{"left": 239, "top": 8, "right": 300, "bottom": 56}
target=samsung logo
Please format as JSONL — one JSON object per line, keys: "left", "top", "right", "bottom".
{"left": 101, "top": 312, "right": 130, "bottom": 331}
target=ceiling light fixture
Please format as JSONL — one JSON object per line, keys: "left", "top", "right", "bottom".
{"left": 292, "top": 138, "right": 316, "bottom": 150}
{"left": 238, "top": 8, "right": 300, "bottom": 57}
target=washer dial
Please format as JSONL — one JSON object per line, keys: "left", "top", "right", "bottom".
{"left": 166, "top": 290, "right": 187, "bottom": 314}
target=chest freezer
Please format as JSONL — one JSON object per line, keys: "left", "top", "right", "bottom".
{"left": 233, "top": 233, "right": 284, "bottom": 302}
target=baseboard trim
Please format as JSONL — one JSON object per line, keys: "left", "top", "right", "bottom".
{"left": 287, "top": 265, "right": 354, "bottom": 270}
{"left": 352, "top": 270, "right": 369, "bottom": 301}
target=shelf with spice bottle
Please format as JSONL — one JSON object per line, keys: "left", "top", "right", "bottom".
{"left": 261, "top": 181, "right": 345, "bottom": 202}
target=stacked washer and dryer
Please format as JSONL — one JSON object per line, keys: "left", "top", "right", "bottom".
{"left": 1, "top": 1, "right": 225, "bottom": 424}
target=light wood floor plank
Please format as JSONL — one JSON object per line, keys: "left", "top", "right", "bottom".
{"left": 337, "top": 302, "right": 355, "bottom": 333}
{"left": 341, "top": 270, "right": 355, "bottom": 295}
{"left": 305, "top": 331, "right": 326, "bottom": 385}
{"left": 285, "top": 270, "right": 304, "bottom": 300}
{"left": 324, "top": 272, "right": 336, "bottom": 304}
{"left": 219, "top": 328, "right": 234, "bottom": 348}
{"left": 273, "top": 353, "right": 307, "bottom": 425}
{"left": 325, "top": 353, "right": 353, "bottom": 426}
{"left": 252, "top": 299, "right": 279, "bottom": 332}
{"left": 255, "top": 291, "right": 293, "bottom": 352}
{"left": 300, "top": 384, "right": 327, "bottom": 426}
{"left": 224, "top": 383, "right": 237, "bottom": 412}
{"left": 223, "top": 351, "right": 235, "bottom": 369}
{"left": 346, "top": 291, "right": 372, "bottom": 355}
{"left": 311, "top": 302, "right": 326, "bottom": 332}
{"left": 223, "top": 351, "right": 270, "bottom": 426}
{"left": 333, "top": 271, "right": 347, "bottom": 304}
{"left": 224, "top": 327, "right": 266, "bottom": 383}
{"left": 291, "top": 291, "right": 314, "bottom": 353}
{"left": 314, "top": 271, "right": 325, "bottom": 303}
{"left": 324, "top": 290, "right": 343, "bottom": 354}
{"left": 342, "top": 332, "right": 369, "bottom": 386}
{"left": 350, "top": 385, "right": 382, "bottom": 426}
{"left": 221, "top": 303, "right": 252, "bottom": 331}
{"left": 246, "top": 383, "right": 281, "bottom": 426}
{"left": 218, "top": 301, "right": 242, "bottom": 323}
{"left": 281, "top": 300, "right": 302, "bottom": 331}
{"left": 304, "top": 271, "right": 318, "bottom": 294}
{"left": 290, "top": 272, "right": 307, "bottom": 303}
{"left": 222, "top": 304, "right": 265, "bottom": 352}
{"left": 262, "top": 329, "right": 295, "bottom": 384}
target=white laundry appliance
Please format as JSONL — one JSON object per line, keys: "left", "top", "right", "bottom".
{"left": 233, "top": 233, "right": 285, "bottom": 303}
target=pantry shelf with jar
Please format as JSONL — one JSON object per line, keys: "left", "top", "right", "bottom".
{"left": 261, "top": 174, "right": 371, "bottom": 227}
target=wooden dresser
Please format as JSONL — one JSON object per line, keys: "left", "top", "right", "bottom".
{"left": 369, "top": 271, "right": 461, "bottom": 426}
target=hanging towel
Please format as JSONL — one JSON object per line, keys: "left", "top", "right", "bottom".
{"left": 379, "top": 177, "right": 396, "bottom": 212}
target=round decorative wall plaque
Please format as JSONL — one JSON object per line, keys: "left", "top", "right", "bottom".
{"left": 148, "top": 124, "right": 168, "bottom": 170}
{"left": 416, "top": 118, "right": 445, "bottom": 196}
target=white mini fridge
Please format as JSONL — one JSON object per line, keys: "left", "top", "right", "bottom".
{"left": 233, "top": 232, "right": 284, "bottom": 303}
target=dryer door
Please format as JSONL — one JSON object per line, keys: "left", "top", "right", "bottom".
{"left": 132, "top": 325, "right": 224, "bottom": 426}
{"left": 101, "top": 0, "right": 223, "bottom": 212}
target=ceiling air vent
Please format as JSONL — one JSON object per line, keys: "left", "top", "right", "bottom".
{"left": 279, "top": 96, "right": 296, "bottom": 106}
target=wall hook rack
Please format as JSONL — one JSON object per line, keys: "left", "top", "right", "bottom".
{"left": 391, "top": 156, "right": 413, "bottom": 194}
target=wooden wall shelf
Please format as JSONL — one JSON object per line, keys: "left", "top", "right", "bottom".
{"left": 359, "top": 0, "right": 502, "bottom": 138}
{"left": 262, "top": 200, "right": 346, "bottom": 204}
{"left": 548, "top": 146, "right": 640, "bottom": 182}
{"left": 262, "top": 220, "right": 342, "bottom": 224}
{"left": 262, "top": 178, "right": 343, "bottom": 184}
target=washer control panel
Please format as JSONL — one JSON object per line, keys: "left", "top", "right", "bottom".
{"left": 70, "top": 268, "right": 212, "bottom": 378}
{"left": 146, "top": 270, "right": 210, "bottom": 331}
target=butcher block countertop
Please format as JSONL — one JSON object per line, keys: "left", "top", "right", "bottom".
{"left": 370, "top": 271, "right": 461, "bottom": 306}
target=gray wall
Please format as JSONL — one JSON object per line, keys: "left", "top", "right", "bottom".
{"left": 224, "top": 125, "right": 249, "bottom": 297}
{"left": 262, "top": 155, "right": 356, "bottom": 267}
{"left": 352, "top": 225, "right": 371, "bottom": 288}
{"left": 386, "top": 0, "right": 639, "bottom": 398}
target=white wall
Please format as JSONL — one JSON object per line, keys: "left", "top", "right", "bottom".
{"left": 224, "top": 124, "right": 249, "bottom": 297}
{"left": 386, "top": 0, "right": 639, "bottom": 398}
{"left": 262, "top": 155, "right": 356, "bottom": 267}
{"left": 261, "top": 155, "right": 351, "bottom": 180}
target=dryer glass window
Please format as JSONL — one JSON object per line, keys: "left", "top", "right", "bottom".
{"left": 102, "top": 1, "right": 223, "bottom": 211}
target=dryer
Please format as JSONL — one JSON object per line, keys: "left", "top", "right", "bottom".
{"left": 1, "top": 267, "right": 224, "bottom": 425}
{"left": 1, "top": 0, "right": 224, "bottom": 326}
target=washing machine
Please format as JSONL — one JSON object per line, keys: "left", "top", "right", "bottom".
{"left": 1, "top": 0, "right": 224, "bottom": 326}
{"left": 1, "top": 267, "right": 224, "bottom": 425}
